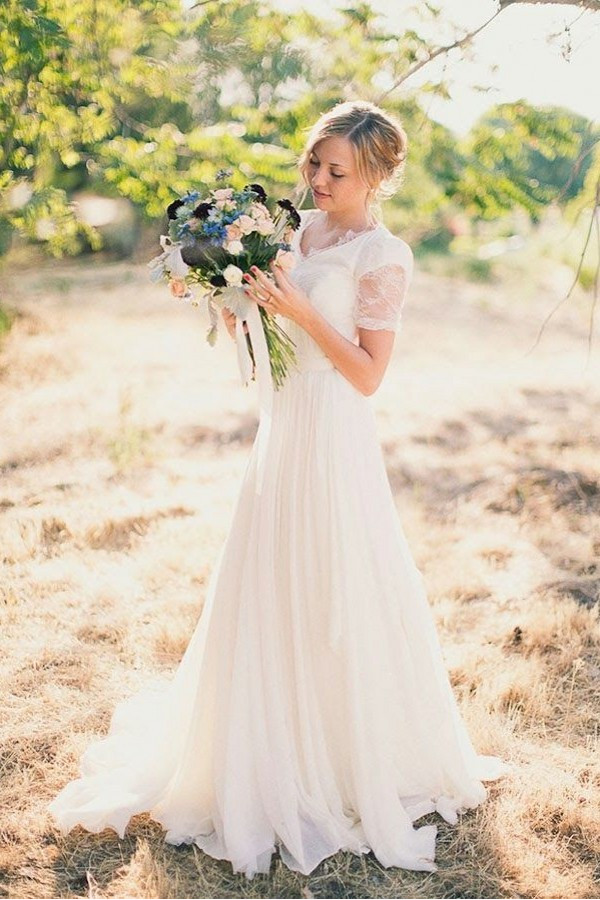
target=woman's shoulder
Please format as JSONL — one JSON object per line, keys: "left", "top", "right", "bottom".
{"left": 373, "top": 224, "right": 412, "bottom": 256}
{"left": 298, "top": 207, "right": 319, "bottom": 224}
{"left": 359, "top": 225, "right": 414, "bottom": 273}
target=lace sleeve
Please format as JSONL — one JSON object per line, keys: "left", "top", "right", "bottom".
{"left": 355, "top": 263, "right": 408, "bottom": 331}
{"left": 354, "top": 233, "right": 414, "bottom": 333}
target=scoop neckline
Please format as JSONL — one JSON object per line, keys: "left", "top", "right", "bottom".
{"left": 297, "top": 209, "right": 385, "bottom": 260}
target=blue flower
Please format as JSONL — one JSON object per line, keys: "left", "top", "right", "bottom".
{"left": 214, "top": 228, "right": 228, "bottom": 245}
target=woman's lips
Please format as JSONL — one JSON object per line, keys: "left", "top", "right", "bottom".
{"left": 313, "top": 189, "right": 330, "bottom": 198}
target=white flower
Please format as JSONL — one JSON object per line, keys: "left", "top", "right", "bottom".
{"left": 274, "top": 248, "right": 296, "bottom": 271}
{"left": 216, "top": 198, "right": 236, "bottom": 211}
{"left": 226, "top": 240, "right": 244, "bottom": 255}
{"left": 223, "top": 264, "right": 244, "bottom": 286}
{"left": 237, "top": 214, "right": 257, "bottom": 235}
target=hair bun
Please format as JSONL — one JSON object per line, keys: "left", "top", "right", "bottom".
{"left": 295, "top": 99, "right": 409, "bottom": 209}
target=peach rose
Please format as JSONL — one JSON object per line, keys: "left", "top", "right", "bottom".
{"left": 226, "top": 223, "right": 244, "bottom": 241}
{"left": 274, "top": 249, "right": 296, "bottom": 271}
{"left": 170, "top": 278, "right": 189, "bottom": 297}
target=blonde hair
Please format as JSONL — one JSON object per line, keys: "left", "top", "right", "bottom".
{"left": 294, "top": 99, "right": 408, "bottom": 222}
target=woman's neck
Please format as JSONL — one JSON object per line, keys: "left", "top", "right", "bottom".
{"left": 320, "top": 209, "right": 376, "bottom": 233}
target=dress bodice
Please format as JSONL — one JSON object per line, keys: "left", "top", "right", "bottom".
{"left": 277, "top": 208, "right": 414, "bottom": 374}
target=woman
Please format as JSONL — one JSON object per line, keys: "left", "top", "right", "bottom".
{"left": 48, "top": 100, "right": 510, "bottom": 880}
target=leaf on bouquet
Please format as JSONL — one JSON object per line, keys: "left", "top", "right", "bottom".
{"left": 220, "top": 285, "right": 252, "bottom": 319}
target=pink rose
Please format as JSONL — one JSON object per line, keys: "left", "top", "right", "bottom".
{"left": 255, "top": 217, "right": 275, "bottom": 236}
{"left": 237, "top": 214, "right": 257, "bottom": 235}
{"left": 249, "top": 202, "right": 270, "bottom": 219}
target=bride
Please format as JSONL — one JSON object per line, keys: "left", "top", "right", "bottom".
{"left": 48, "top": 99, "right": 510, "bottom": 880}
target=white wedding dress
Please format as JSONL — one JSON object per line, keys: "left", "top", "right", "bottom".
{"left": 47, "top": 208, "right": 510, "bottom": 879}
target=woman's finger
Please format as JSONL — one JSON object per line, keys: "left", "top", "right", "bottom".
{"left": 245, "top": 288, "right": 269, "bottom": 308}
{"left": 243, "top": 282, "right": 274, "bottom": 308}
{"left": 248, "top": 266, "right": 281, "bottom": 297}
{"left": 242, "top": 272, "right": 262, "bottom": 297}
{"left": 269, "top": 262, "right": 293, "bottom": 285}
{"left": 268, "top": 264, "right": 291, "bottom": 292}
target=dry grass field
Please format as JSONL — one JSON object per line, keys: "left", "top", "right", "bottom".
{"left": 1, "top": 243, "right": 599, "bottom": 899}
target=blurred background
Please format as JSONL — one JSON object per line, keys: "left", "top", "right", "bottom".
{"left": 0, "top": 0, "right": 598, "bottom": 278}
{"left": 1, "top": 2, "right": 600, "bottom": 899}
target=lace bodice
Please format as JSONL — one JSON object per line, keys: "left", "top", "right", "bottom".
{"left": 298, "top": 218, "right": 380, "bottom": 260}
{"left": 281, "top": 208, "right": 414, "bottom": 374}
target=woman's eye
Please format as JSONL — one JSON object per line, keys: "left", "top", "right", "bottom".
{"left": 308, "top": 159, "right": 343, "bottom": 178}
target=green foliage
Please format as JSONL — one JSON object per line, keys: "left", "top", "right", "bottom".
{"left": 0, "top": 0, "right": 595, "bottom": 259}
{"left": 0, "top": 0, "right": 188, "bottom": 253}
{"left": 0, "top": 305, "right": 13, "bottom": 341}
{"left": 452, "top": 102, "right": 596, "bottom": 222}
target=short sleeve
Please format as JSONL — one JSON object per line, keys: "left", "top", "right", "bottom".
{"left": 354, "top": 233, "right": 414, "bottom": 333}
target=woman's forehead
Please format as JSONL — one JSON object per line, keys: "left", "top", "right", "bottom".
{"left": 312, "top": 136, "right": 355, "bottom": 167}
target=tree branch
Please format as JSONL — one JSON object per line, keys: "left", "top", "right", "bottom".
{"left": 500, "top": 0, "right": 600, "bottom": 11}
{"left": 376, "top": 0, "right": 599, "bottom": 103}
{"left": 524, "top": 172, "right": 600, "bottom": 356}
{"left": 586, "top": 195, "right": 599, "bottom": 369}
{"left": 552, "top": 134, "right": 600, "bottom": 204}
{"left": 375, "top": 8, "right": 504, "bottom": 102}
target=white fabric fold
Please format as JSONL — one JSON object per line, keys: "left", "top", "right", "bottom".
{"left": 243, "top": 302, "right": 273, "bottom": 497}
{"left": 47, "top": 213, "right": 512, "bottom": 881}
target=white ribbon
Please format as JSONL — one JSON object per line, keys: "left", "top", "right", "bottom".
{"left": 222, "top": 286, "right": 273, "bottom": 496}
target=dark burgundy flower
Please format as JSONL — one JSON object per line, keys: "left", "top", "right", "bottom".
{"left": 193, "top": 202, "right": 214, "bottom": 219}
{"left": 277, "top": 198, "right": 301, "bottom": 229}
{"left": 244, "top": 183, "right": 267, "bottom": 203}
{"left": 209, "top": 273, "right": 227, "bottom": 287}
{"left": 166, "top": 198, "right": 185, "bottom": 220}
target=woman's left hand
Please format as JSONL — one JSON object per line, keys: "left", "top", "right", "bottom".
{"left": 242, "top": 261, "right": 313, "bottom": 326}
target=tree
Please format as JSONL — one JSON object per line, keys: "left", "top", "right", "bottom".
{"left": 0, "top": 0, "right": 595, "bottom": 267}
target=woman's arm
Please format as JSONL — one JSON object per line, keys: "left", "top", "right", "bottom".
{"left": 242, "top": 261, "right": 396, "bottom": 397}
{"left": 296, "top": 305, "right": 395, "bottom": 396}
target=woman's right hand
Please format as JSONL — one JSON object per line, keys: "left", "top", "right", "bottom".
{"left": 221, "top": 308, "right": 248, "bottom": 342}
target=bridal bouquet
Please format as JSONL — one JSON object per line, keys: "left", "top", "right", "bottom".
{"left": 148, "top": 172, "right": 301, "bottom": 389}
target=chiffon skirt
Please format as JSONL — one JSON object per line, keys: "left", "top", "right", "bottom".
{"left": 47, "top": 366, "right": 510, "bottom": 879}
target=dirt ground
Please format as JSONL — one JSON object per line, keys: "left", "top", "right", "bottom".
{"left": 1, "top": 248, "right": 599, "bottom": 899}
